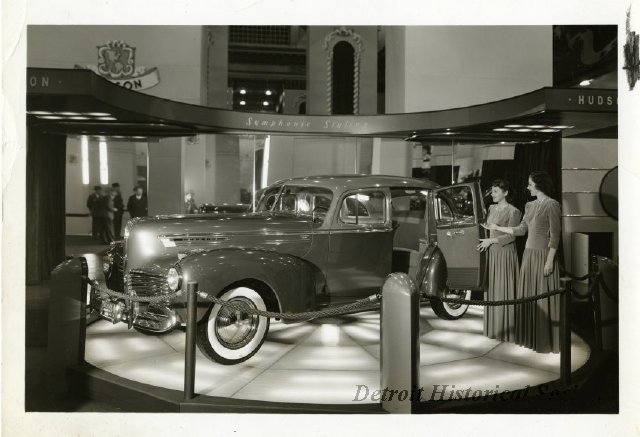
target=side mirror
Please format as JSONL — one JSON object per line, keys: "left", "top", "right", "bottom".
{"left": 312, "top": 206, "right": 329, "bottom": 223}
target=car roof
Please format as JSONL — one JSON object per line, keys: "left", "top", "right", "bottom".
{"left": 270, "top": 174, "right": 440, "bottom": 192}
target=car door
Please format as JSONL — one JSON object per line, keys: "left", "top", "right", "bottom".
{"left": 433, "top": 182, "right": 487, "bottom": 290}
{"left": 324, "top": 188, "right": 393, "bottom": 302}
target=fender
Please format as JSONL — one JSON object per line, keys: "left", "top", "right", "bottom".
{"left": 176, "top": 247, "right": 324, "bottom": 320}
{"left": 415, "top": 244, "right": 448, "bottom": 297}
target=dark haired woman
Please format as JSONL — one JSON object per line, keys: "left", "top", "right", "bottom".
{"left": 483, "top": 171, "right": 562, "bottom": 353}
{"left": 477, "top": 179, "right": 521, "bottom": 342}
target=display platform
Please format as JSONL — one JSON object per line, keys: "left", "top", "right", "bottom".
{"left": 84, "top": 305, "right": 590, "bottom": 406}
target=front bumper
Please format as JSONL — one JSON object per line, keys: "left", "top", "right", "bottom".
{"left": 89, "top": 282, "right": 181, "bottom": 333}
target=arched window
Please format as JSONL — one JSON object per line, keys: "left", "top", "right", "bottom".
{"left": 322, "top": 27, "right": 364, "bottom": 115}
{"left": 332, "top": 41, "right": 355, "bottom": 115}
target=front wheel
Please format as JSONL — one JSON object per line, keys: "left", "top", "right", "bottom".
{"left": 196, "top": 286, "right": 270, "bottom": 365}
{"left": 431, "top": 289, "right": 471, "bottom": 320}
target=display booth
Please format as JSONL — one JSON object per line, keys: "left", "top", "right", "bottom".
{"left": 28, "top": 68, "right": 618, "bottom": 413}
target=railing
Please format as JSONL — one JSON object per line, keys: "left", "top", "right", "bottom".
{"left": 49, "top": 256, "right": 615, "bottom": 412}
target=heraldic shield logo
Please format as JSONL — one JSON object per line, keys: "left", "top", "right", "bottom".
{"left": 97, "top": 40, "right": 136, "bottom": 78}
{"left": 76, "top": 40, "right": 160, "bottom": 90}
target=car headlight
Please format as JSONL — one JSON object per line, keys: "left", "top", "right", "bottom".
{"left": 166, "top": 267, "right": 182, "bottom": 291}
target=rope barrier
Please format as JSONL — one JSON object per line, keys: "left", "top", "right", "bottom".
{"left": 425, "top": 288, "right": 565, "bottom": 306}
{"left": 86, "top": 268, "right": 613, "bottom": 321}
{"left": 559, "top": 265, "right": 593, "bottom": 281}
{"left": 86, "top": 278, "right": 183, "bottom": 303}
{"left": 198, "top": 292, "right": 380, "bottom": 321}
{"left": 86, "top": 276, "right": 380, "bottom": 321}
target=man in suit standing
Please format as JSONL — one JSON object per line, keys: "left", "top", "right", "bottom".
{"left": 111, "top": 182, "right": 124, "bottom": 239}
{"left": 96, "top": 189, "right": 115, "bottom": 244}
{"left": 127, "top": 186, "right": 148, "bottom": 219}
{"left": 86, "top": 185, "right": 102, "bottom": 240}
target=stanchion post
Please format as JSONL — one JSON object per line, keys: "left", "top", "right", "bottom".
{"left": 380, "top": 273, "right": 420, "bottom": 414}
{"left": 559, "top": 278, "right": 572, "bottom": 386}
{"left": 184, "top": 281, "right": 198, "bottom": 400}
{"left": 590, "top": 256, "right": 603, "bottom": 352}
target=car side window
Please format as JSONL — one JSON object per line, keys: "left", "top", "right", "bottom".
{"left": 435, "top": 186, "right": 475, "bottom": 226}
{"left": 257, "top": 185, "right": 282, "bottom": 211}
{"left": 339, "top": 190, "right": 386, "bottom": 225}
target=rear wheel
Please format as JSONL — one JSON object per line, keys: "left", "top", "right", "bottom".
{"left": 431, "top": 289, "right": 471, "bottom": 320}
{"left": 196, "top": 286, "right": 270, "bottom": 365}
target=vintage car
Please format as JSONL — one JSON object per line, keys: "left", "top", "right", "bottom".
{"left": 96, "top": 175, "right": 487, "bottom": 364}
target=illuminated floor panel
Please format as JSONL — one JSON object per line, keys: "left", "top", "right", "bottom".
{"left": 85, "top": 306, "right": 590, "bottom": 405}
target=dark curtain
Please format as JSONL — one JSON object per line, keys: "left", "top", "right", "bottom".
{"left": 511, "top": 136, "right": 562, "bottom": 259}
{"left": 332, "top": 41, "right": 355, "bottom": 115}
{"left": 427, "top": 165, "right": 459, "bottom": 187}
{"left": 26, "top": 129, "right": 66, "bottom": 284}
{"left": 480, "top": 160, "right": 516, "bottom": 198}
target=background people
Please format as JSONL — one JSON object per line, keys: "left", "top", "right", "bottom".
{"left": 477, "top": 179, "right": 521, "bottom": 342}
{"left": 95, "top": 188, "right": 115, "bottom": 244}
{"left": 184, "top": 191, "right": 197, "bottom": 214}
{"left": 111, "top": 182, "right": 124, "bottom": 239}
{"left": 86, "top": 185, "right": 102, "bottom": 240}
{"left": 127, "top": 186, "right": 148, "bottom": 219}
{"left": 483, "top": 171, "right": 562, "bottom": 353}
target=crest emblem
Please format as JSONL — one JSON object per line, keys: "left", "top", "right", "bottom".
{"left": 76, "top": 39, "right": 160, "bottom": 91}
{"left": 97, "top": 41, "right": 136, "bottom": 78}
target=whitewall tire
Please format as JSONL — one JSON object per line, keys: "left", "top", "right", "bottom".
{"left": 431, "top": 289, "right": 471, "bottom": 320}
{"left": 196, "top": 286, "right": 270, "bottom": 365}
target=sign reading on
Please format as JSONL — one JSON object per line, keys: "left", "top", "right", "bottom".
{"left": 75, "top": 40, "right": 160, "bottom": 91}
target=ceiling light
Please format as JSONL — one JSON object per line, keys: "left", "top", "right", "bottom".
{"left": 69, "top": 116, "right": 90, "bottom": 120}
{"left": 58, "top": 111, "right": 81, "bottom": 116}
{"left": 500, "top": 141, "right": 506, "bottom": 144}
{"left": 526, "top": 125, "right": 546, "bottom": 129}
{"left": 38, "top": 115, "right": 64, "bottom": 119}
{"left": 263, "top": 101, "right": 269, "bottom": 106}
{"left": 514, "top": 128, "right": 532, "bottom": 132}
{"left": 86, "top": 112, "right": 112, "bottom": 117}
{"left": 505, "top": 124, "right": 523, "bottom": 128}
{"left": 493, "top": 128, "right": 510, "bottom": 132}
{"left": 539, "top": 128, "right": 560, "bottom": 133}
{"left": 97, "top": 117, "right": 117, "bottom": 121}
{"left": 579, "top": 79, "right": 592, "bottom": 86}
{"left": 446, "top": 128, "right": 451, "bottom": 131}
{"left": 239, "top": 101, "right": 246, "bottom": 106}
{"left": 265, "top": 90, "right": 272, "bottom": 96}
{"left": 239, "top": 89, "right": 247, "bottom": 95}
{"left": 549, "top": 125, "right": 573, "bottom": 129}
{"left": 28, "top": 111, "right": 55, "bottom": 115}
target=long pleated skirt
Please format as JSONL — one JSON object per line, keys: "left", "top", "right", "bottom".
{"left": 515, "top": 247, "right": 561, "bottom": 353}
{"left": 484, "top": 244, "right": 519, "bottom": 342}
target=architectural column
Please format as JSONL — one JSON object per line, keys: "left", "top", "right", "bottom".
{"left": 202, "top": 26, "right": 230, "bottom": 108}
{"left": 372, "top": 138, "right": 412, "bottom": 176}
{"left": 147, "top": 137, "right": 184, "bottom": 215}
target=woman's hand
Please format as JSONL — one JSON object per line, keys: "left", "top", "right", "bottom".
{"left": 477, "top": 238, "right": 494, "bottom": 252}
{"left": 544, "top": 261, "right": 554, "bottom": 276}
{"left": 481, "top": 223, "right": 497, "bottom": 231}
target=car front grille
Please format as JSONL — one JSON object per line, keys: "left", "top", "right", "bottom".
{"left": 127, "top": 269, "right": 170, "bottom": 297}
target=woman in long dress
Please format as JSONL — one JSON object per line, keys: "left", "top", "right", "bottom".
{"left": 477, "top": 179, "right": 521, "bottom": 342}
{"left": 483, "top": 171, "right": 562, "bottom": 353}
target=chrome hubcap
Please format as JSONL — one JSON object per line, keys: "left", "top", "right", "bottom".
{"left": 214, "top": 297, "right": 260, "bottom": 350}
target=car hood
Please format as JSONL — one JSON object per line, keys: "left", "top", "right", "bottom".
{"left": 125, "top": 212, "right": 315, "bottom": 271}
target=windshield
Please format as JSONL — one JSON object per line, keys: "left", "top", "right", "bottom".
{"left": 257, "top": 185, "right": 333, "bottom": 218}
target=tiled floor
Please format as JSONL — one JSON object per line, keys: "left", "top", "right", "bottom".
{"left": 85, "top": 306, "right": 590, "bottom": 405}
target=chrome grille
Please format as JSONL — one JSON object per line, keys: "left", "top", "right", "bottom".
{"left": 127, "top": 269, "right": 170, "bottom": 297}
